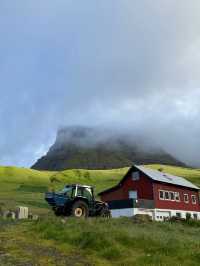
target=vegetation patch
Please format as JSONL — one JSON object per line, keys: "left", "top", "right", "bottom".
{"left": 30, "top": 217, "right": 200, "bottom": 265}
{"left": 17, "top": 184, "right": 48, "bottom": 193}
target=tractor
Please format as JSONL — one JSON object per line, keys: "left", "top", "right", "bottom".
{"left": 45, "top": 184, "right": 110, "bottom": 218}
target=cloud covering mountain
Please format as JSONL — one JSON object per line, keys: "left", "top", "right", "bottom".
{"left": 0, "top": 1, "right": 200, "bottom": 166}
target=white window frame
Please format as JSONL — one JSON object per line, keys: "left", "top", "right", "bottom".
{"left": 164, "top": 191, "right": 170, "bottom": 200}
{"left": 191, "top": 195, "right": 197, "bottom": 205}
{"left": 184, "top": 194, "right": 189, "bottom": 203}
{"left": 169, "top": 191, "right": 175, "bottom": 201}
{"left": 159, "top": 190, "right": 165, "bottom": 200}
{"left": 175, "top": 192, "right": 180, "bottom": 202}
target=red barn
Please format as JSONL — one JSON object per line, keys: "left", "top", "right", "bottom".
{"left": 98, "top": 165, "right": 200, "bottom": 221}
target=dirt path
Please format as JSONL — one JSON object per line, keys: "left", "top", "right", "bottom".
{"left": 0, "top": 221, "right": 92, "bottom": 266}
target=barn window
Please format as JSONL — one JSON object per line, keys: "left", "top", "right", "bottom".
{"left": 169, "top": 192, "right": 175, "bottom": 201}
{"left": 159, "top": 190, "right": 164, "bottom": 200}
{"left": 193, "top": 213, "right": 198, "bottom": 220}
{"left": 132, "top": 171, "right": 140, "bottom": 181}
{"left": 165, "top": 191, "right": 169, "bottom": 200}
{"left": 184, "top": 194, "right": 189, "bottom": 203}
{"left": 129, "top": 190, "right": 138, "bottom": 199}
{"left": 191, "top": 195, "right": 197, "bottom": 204}
{"left": 175, "top": 192, "right": 180, "bottom": 202}
{"left": 176, "top": 212, "right": 181, "bottom": 218}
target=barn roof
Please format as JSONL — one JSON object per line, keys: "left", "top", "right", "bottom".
{"left": 136, "top": 165, "right": 199, "bottom": 190}
{"left": 98, "top": 165, "right": 199, "bottom": 195}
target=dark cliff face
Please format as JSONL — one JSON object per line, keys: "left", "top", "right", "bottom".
{"left": 31, "top": 126, "right": 186, "bottom": 171}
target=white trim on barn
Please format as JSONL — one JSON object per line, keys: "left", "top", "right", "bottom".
{"left": 110, "top": 207, "right": 200, "bottom": 221}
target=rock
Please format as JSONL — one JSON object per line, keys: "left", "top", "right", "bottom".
{"left": 61, "top": 218, "right": 67, "bottom": 224}
{"left": 10, "top": 212, "right": 16, "bottom": 219}
{"left": 3, "top": 211, "right": 11, "bottom": 219}
{"left": 32, "top": 215, "right": 39, "bottom": 221}
{"left": 3, "top": 211, "right": 15, "bottom": 219}
{"left": 28, "top": 213, "right": 33, "bottom": 219}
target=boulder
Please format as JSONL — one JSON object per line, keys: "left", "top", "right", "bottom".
{"left": 3, "top": 210, "right": 15, "bottom": 219}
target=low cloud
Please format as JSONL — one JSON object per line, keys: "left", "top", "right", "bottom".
{"left": 0, "top": 1, "right": 200, "bottom": 167}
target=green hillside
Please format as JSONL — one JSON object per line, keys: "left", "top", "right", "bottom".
{"left": 0, "top": 164, "right": 200, "bottom": 215}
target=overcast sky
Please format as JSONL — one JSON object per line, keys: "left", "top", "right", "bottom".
{"left": 0, "top": 1, "right": 200, "bottom": 167}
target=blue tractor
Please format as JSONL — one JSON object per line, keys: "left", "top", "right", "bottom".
{"left": 45, "top": 184, "right": 110, "bottom": 218}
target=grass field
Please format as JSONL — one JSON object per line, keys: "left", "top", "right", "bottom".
{"left": 1, "top": 217, "right": 200, "bottom": 266}
{"left": 1, "top": 164, "right": 200, "bottom": 265}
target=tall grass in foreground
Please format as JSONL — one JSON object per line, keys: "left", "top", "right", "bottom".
{"left": 31, "top": 217, "right": 200, "bottom": 266}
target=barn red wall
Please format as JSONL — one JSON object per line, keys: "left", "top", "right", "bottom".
{"left": 153, "top": 182, "right": 200, "bottom": 211}
{"left": 100, "top": 173, "right": 153, "bottom": 202}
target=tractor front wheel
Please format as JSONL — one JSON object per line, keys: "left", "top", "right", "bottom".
{"left": 71, "top": 201, "right": 89, "bottom": 218}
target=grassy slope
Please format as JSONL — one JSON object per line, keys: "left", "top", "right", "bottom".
{"left": 0, "top": 164, "right": 200, "bottom": 214}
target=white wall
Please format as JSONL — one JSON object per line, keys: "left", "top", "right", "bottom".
{"left": 110, "top": 207, "right": 200, "bottom": 221}
{"left": 111, "top": 208, "right": 134, "bottom": 218}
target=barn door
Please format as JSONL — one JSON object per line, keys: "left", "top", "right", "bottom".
{"left": 129, "top": 190, "right": 138, "bottom": 199}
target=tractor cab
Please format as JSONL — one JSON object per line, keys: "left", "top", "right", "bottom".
{"left": 60, "top": 184, "right": 94, "bottom": 202}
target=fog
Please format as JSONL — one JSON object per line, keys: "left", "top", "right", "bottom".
{"left": 0, "top": 1, "right": 200, "bottom": 167}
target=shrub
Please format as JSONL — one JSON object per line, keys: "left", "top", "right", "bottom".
{"left": 169, "top": 216, "right": 185, "bottom": 223}
{"left": 83, "top": 171, "right": 91, "bottom": 180}
{"left": 184, "top": 219, "right": 200, "bottom": 227}
{"left": 132, "top": 214, "right": 152, "bottom": 223}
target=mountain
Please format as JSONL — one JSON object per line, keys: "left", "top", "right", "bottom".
{"left": 32, "top": 126, "right": 186, "bottom": 171}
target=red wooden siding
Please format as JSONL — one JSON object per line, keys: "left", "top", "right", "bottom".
{"left": 100, "top": 172, "right": 153, "bottom": 202}
{"left": 153, "top": 182, "right": 200, "bottom": 211}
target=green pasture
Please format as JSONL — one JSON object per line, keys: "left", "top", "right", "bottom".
{"left": 1, "top": 217, "right": 200, "bottom": 265}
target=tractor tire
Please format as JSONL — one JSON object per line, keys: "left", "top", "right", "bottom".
{"left": 71, "top": 200, "right": 89, "bottom": 218}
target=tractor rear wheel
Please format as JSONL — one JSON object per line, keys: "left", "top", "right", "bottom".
{"left": 72, "top": 201, "right": 89, "bottom": 218}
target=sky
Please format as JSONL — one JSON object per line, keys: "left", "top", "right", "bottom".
{"left": 0, "top": 1, "right": 200, "bottom": 167}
